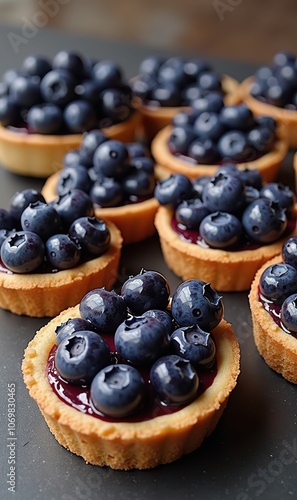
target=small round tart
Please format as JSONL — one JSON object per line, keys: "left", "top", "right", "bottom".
{"left": 0, "top": 220, "right": 122, "bottom": 317}
{"left": 155, "top": 207, "right": 296, "bottom": 292}
{"left": 152, "top": 125, "right": 287, "bottom": 183}
{"left": 0, "top": 112, "right": 140, "bottom": 178}
{"left": 22, "top": 308, "right": 240, "bottom": 469}
{"left": 249, "top": 255, "right": 297, "bottom": 384}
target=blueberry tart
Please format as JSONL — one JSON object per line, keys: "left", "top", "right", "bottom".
{"left": 131, "top": 55, "right": 239, "bottom": 141}
{"left": 22, "top": 272, "right": 240, "bottom": 469}
{"left": 249, "top": 236, "right": 297, "bottom": 383}
{"left": 0, "top": 188, "right": 122, "bottom": 316}
{"left": 41, "top": 131, "right": 159, "bottom": 244}
{"left": 151, "top": 101, "right": 287, "bottom": 183}
{"left": 154, "top": 168, "right": 297, "bottom": 291}
{"left": 0, "top": 51, "right": 139, "bottom": 177}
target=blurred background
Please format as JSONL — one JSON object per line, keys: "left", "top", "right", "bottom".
{"left": 1, "top": 0, "right": 297, "bottom": 64}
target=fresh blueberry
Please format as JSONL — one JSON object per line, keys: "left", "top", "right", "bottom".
{"left": 63, "top": 149, "right": 83, "bottom": 168}
{"left": 200, "top": 211, "right": 243, "bottom": 248}
{"left": 217, "top": 130, "right": 254, "bottom": 162}
{"left": 131, "top": 72, "right": 158, "bottom": 100}
{"left": 90, "top": 364, "right": 145, "bottom": 418}
{"left": 170, "top": 325, "right": 216, "bottom": 369}
{"left": 27, "top": 103, "right": 63, "bottom": 134}
{"left": 172, "top": 109, "right": 198, "bottom": 127}
{"left": 266, "top": 80, "right": 291, "bottom": 107}
{"left": 176, "top": 198, "right": 210, "bottom": 230}
{"left": 197, "top": 71, "right": 222, "bottom": 93}
{"left": 242, "top": 198, "right": 287, "bottom": 243}
{"left": 282, "top": 237, "right": 297, "bottom": 269}
{"left": 256, "top": 116, "right": 277, "bottom": 132}
{"left": 237, "top": 167, "right": 263, "bottom": 190}
{"left": 22, "top": 55, "right": 52, "bottom": 78}
{"left": 79, "top": 130, "right": 108, "bottom": 164}
{"left": 45, "top": 234, "right": 81, "bottom": 270}
{"left": 188, "top": 137, "right": 218, "bottom": 164}
{"left": 1, "top": 231, "right": 44, "bottom": 273}
{"left": 0, "top": 97, "right": 19, "bottom": 127}
{"left": 57, "top": 166, "right": 92, "bottom": 196}
{"left": 53, "top": 50, "right": 85, "bottom": 79}
{"left": 281, "top": 293, "right": 297, "bottom": 333}
{"left": 244, "top": 186, "right": 260, "bottom": 205}
{"left": 193, "top": 111, "right": 225, "bottom": 140}
{"left": 259, "top": 263, "right": 297, "bottom": 304}
{"left": 0, "top": 208, "right": 18, "bottom": 231}
{"left": 168, "top": 125, "right": 197, "bottom": 155}
{"left": 150, "top": 354, "right": 199, "bottom": 406}
{"left": 122, "top": 169, "right": 155, "bottom": 199}
{"left": 139, "top": 56, "right": 163, "bottom": 75}
{"left": 150, "top": 83, "right": 180, "bottom": 107}
{"left": 142, "top": 309, "right": 174, "bottom": 335}
{"left": 158, "top": 57, "right": 188, "bottom": 89}
{"left": 80, "top": 288, "right": 128, "bottom": 333}
{"left": 40, "top": 69, "right": 76, "bottom": 106}
{"left": 55, "top": 317, "right": 98, "bottom": 345}
{"left": 130, "top": 156, "right": 155, "bottom": 174}
{"left": 191, "top": 92, "right": 224, "bottom": 114}
{"left": 202, "top": 172, "right": 245, "bottom": 214}
{"left": 183, "top": 58, "right": 212, "bottom": 81}
{"left": 219, "top": 104, "right": 255, "bottom": 130}
{"left": 192, "top": 176, "right": 211, "bottom": 199}
{"left": 53, "top": 189, "right": 94, "bottom": 229}
{"left": 9, "top": 189, "right": 46, "bottom": 221}
{"left": 154, "top": 174, "right": 194, "bottom": 208}
{"left": 21, "top": 201, "right": 61, "bottom": 241}
{"left": 247, "top": 126, "right": 276, "bottom": 154}
{"left": 55, "top": 330, "right": 110, "bottom": 384}
{"left": 69, "top": 216, "right": 110, "bottom": 256}
{"left": 90, "top": 177, "right": 123, "bottom": 207}
{"left": 64, "top": 100, "right": 98, "bottom": 133}
{"left": 93, "top": 140, "right": 129, "bottom": 179}
{"left": 126, "top": 142, "right": 149, "bottom": 159}
{"left": 121, "top": 269, "right": 170, "bottom": 315}
{"left": 273, "top": 51, "right": 295, "bottom": 68}
{"left": 260, "top": 183, "right": 296, "bottom": 211}
{"left": 10, "top": 76, "right": 42, "bottom": 108}
{"left": 99, "top": 87, "right": 133, "bottom": 125}
{"left": 91, "top": 60, "right": 122, "bottom": 88}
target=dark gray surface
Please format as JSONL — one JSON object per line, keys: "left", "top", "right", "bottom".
{"left": 0, "top": 23, "right": 296, "bottom": 500}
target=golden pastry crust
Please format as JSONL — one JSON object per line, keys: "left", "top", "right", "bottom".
{"left": 0, "top": 221, "right": 122, "bottom": 317}
{"left": 152, "top": 125, "right": 288, "bottom": 183}
{"left": 42, "top": 172, "right": 160, "bottom": 244}
{"left": 155, "top": 206, "right": 296, "bottom": 292}
{"left": 22, "top": 309, "right": 240, "bottom": 470}
{"left": 0, "top": 112, "right": 140, "bottom": 178}
{"left": 239, "top": 77, "right": 297, "bottom": 148}
{"left": 249, "top": 255, "right": 297, "bottom": 383}
{"left": 293, "top": 152, "right": 297, "bottom": 192}
{"left": 134, "top": 75, "right": 239, "bottom": 141}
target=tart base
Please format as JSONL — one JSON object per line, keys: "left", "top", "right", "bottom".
{"left": 152, "top": 125, "right": 287, "bottom": 183}
{"left": 249, "top": 255, "right": 297, "bottom": 384}
{"left": 22, "top": 309, "right": 240, "bottom": 469}
{"left": 0, "top": 220, "right": 122, "bottom": 317}
{"left": 155, "top": 206, "right": 296, "bottom": 292}
{"left": 0, "top": 112, "right": 140, "bottom": 178}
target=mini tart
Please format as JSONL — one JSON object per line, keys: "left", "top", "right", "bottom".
{"left": 134, "top": 75, "right": 239, "bottom": 142}
{"left": 152, "top": 125, "right": 288, "bottom": 184}
{"left": 293, "top": 152, "right": 297, "bottom": 192}
{"left": 22, "top": 310, "right": 240, "bottom": 470}
{"left": 0, "top": 112, "right": 140, "bottom": 178}
{"left": 155, "top": 206, "right": 297, "bottom": 292}
{"left": 42, "top": 172, "right": 159, "bottom": 245}
{"left": 249, "top": 255, "right": 297, "bottom": 384}
{"left": 0, "top": 221, "right": 122, "bottom": 317}
{"left": 239, "top": 77, "right": 297, "bottom": 148}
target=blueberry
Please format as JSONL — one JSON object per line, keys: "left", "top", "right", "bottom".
{"left": 273, "top": 51, "right": 295, "bottom": 68}
{"left": 79, "top": 130, "right": 108, "bottom": 164}
{"left": 244, "top": 186, "right": 260, "bottom": 205}
{"left": 200, "top": 211, "right": 242, "bottom": 249}
{"left": 10, "top": 76, "right": 42, "bottom": 109}
{"left": 191, "top": 92, "right": 224, "bottom": 114}
{"left": 55, "top": 330, "right": 110, "bottom": 384}
{"left": 247, "top": 126, "right": 276, "bottom": 154}
{"left": 53, "top": 189, "right": 94, "bottom": 229}
{"left": 121, "top": 269, "right": 170, "bottom": 315}
{"left": 131, "top": 73, "right": 158, "bottom": 100}
{"left": 90, "top": 177, "right": 123, "bottom": 207}
{"left": 237, "top": 167, "right": 263, "bottom": 190}
{"left": 53, "top": 50, "right": 85, "bottom": 79}
{"left": 168, "top": 125, "right": 197, "bottom": 155}
{"left": 150, "top": 355, "right": 199, "bottom": 406}
{"left": 122, "top": 169, "right": 155, "bottom": 199}
{"left": 187, "top": 137, "right": 218, "bottom": 164}
{"left": 63, "top": 149, "right": 83, "bottom": 168}
{"left": 282, "top": 237, "right": 297, "bottom": 269}
{"left": 80, "top": 288, "right": 127, "bottom": 333}
{"left": 40, "top": 69, "right": 76, "bottom": 106}
{"left": 57, "top": 166, "right": 92, "bottom": 196}
{"left": 91, "top": 60, "right": 122, "bottom": 88}
{"left": 193, "top": 111, "right": 225, "bottom": 140}
{"left": 21, "top": 201, "right": 61, "bottom": 241}
{"left": 0, "top": 229, "right": 16, "bottom": 252}
{"left": 217, "top": 130, "right": 254, "bottom": 162}
{"left": 130, "top": 156, "right": 154, "bottom": 174}
{"left": 176, "top": 198, "right": 210, "bottom": 230}
{"left": 154, "top": 174, "right": 194, "bottom": 208}
{"left": 266, "top": 80, "right": 291, "bottom": 107}
{"left": 99, "top": 87, "right": 132, "bottom": 125}
{"left": 74, "top": 79, "right": 103, "bottom": 106}
{"left": 256, "top": 116, "right": 277, "bottom": 132}
{"left": 55, "top": 317, "right": 98, "bottom": 345}
{"left": 192, "top": 176, "right": 211, "bottom": 199}
{"left": 260, "top": 183, "right": 296, "bottom": 211}
{"left": 90, "top": 364, "right": 145, "bottom": 418}
{"left": 171, "top": 279, "right": 223, "bottom": 330}
{"left": 9, "top": 189, "right": 46, "bottom": 221}
{"left": 93, "top": 140, "right": 129, "bottom": 179}
{"left": 259, "top": 263, "right": 297, "bottom": 304}
{"left": 22, "top": 55, "right": 52, "bottom": 78}
{"left": 281, "top": 294, "right": 297, "bottom": 333}
{"left": 183, "top": 58, "right": 211, "bottom": 81}
{"left": 27, "top": 103, "right": 63, "bottom": 134}
{"left": 219, "top": 104, "right": 255, "bottom": 130}
{"left": 0, "top": 208, "right": 18, "bottom": 231}
{"left": 142, "top": 309, "right": 174, "bottom": 336}
{"left": 64, "top": 100, "right": 98, "bottom": 133}
{"left": 242, "top": 198, "right": 287, "bottom": 243}
{"left": 139, "top": 56, "right": 163, "bottom": 75}
{"left": 0, "top": 97, "right": 19, "bottom": 127}
{"left": 150, "top": 83, "right": 180, "bottom": 107}
{"left": 202, "top": 172, "right": 245, "bottom": 214}
{"left": 115, "top": 315, "right": 170, "bottom": 365}
{"left": 69, "top": 216, "right": 110, "bottom": 256}
{"left": 158, "top": 57, "right": 188, "bottom": 89}
{"left": 181, "top": 85, "right": 205, "bottom": 104}
{"left": 197, "top": 71, "right": 222, "bottom": 93}
{"left": 1, "top": 231, "right": 44, "bottom": 273}
{"left": 45, "top": 234, "right": 81, "bottom": 270}
{"left": 172, "top": 109, "right": 198, "bottom": 128}
{"left": 126, "top": 142, "right": 149, "bottom": 159}
{"left": 170, "top": 325, "right": 216, "bottom": 368}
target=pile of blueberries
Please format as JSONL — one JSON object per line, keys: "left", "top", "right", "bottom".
{"left": 54, "top": 270, "right": 223, "bottom": 418}
{"left": 0, "top": 51, "right": 133, "bottom": 134}
{"left": 131, "top": 55, "right": 226, "bottom": 107}
{"left": 155, "top": 166, "right": 296, "bottom": 249}
{"left": 0, "top": 188, "right": 110, "bottom": 273}
{"left": 260, "top": 236, "right": 297, "bottom": 335}
{"left": 168, "top": 100, "right": 278, "bottom": 164}
{"left": 55, "top": 130, "right": 156, "bottom": 206}
{"left": 250, "top": 50, "right": 297, "bottom": 109}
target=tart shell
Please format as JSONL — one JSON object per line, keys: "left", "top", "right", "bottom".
{"left": 22, "top": 310, "right": 240, "bottom": 470}
{"left": 249, "top": 255, "right": 297, "bottom": 384}
{"left": 42, "top": 172, "right": 160, "bottom": 244}
{"left": 0, "top": 112, "right": 140, "bottom": 178}
{"left": 0, "top": 220, "right": 122, "bottom": 317}
{"left": 155, "top": 206, "right": 296, "bottom": 292}
{"left": 152, "top": 125, "right": 288, "bottom": 183}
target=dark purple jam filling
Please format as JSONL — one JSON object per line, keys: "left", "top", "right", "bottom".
{"left": 258, "top": 286, "right": 297, "bottom": 339}
{"left": 47, "top": 333, "right": 217, "bottom": 423}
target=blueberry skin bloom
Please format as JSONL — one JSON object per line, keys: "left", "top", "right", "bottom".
{"left": 68, "top": 216, "right": 110, "bottom": 256}
{"left": 21, "top": 201, "right": 61, "bottom": 241}
{"left": 171, "top": 279, "right": 223, "bottom": 330}
{"left": 45, "top": 234, "right": 81, "bottom": 270}
{"left": 260, "top": 183, "right": 296, "bottom": 211}
{"left": 27, "top": 103, "right": 63, "bottom": 135}
{"left": 93, "top": 140, "right": 129, "bottom": 179}
{"left": 53, "top": 189, "right": 94, "bottom": 229}
{"left": 176, "top": 198, "right": 210, "bottom": 230}
{"left": 90, "top": 364, "right": 146, "bottom": 418}
{"left": 202, "top": 172, "right": 245, "bottom": 214}
{"left": 121, "top": 269, "right": 170, "bottom": 315}
{"left": 114, "top": 315, "right": 170, "bottom": 365}
{"left": 281, "top": 294, "right": 297, "bottom": 333}
{"left": 55, "top": 331, "right": 110, "bottom": 384}
{"left": 150, "top": 355, "right": 199, "bottom": 406}
{"left": 142, "top": 309, "right": 174, "bottom": 336}
{"left": 1, "top": 231, "right": 44, "bottom": 273}
{"left": 80, "top": 288, "right": 128, "bottom": 333}
{"left": 55, "top": 317, "right": 98, "bottom": 345}
{"left": 154, "top": 174, "right": 194, "bottom": 208}
{"left": 199, "top": 211, "right": 242, "bottom": 249}
{"left": 170, "top": 325, "right": 216, "bottom": 369}
{"left": 259, "top": 263, "right": 297, "bottom": 304}
{"left": 282, "top": 237, "right": 297, "bottom": 269}
{"left": 242, "top": 198, "right": 287, "bottom": 243}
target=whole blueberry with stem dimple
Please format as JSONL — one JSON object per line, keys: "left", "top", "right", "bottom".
{"left": 90, "top": 364, "right": 146, "bottom": 418}
{"left": 171, "top": 279, "right": 223, "bottom": 331}
{"left": 217, "top": 130, "right": 254, "bottom": 162}
{"left": 150, "top": 354, "right": 199, "bottom": 406}
{"left": 154, "top": 174, "right": 194, "bottom": 208}
{"left": 57, "top": 166, "right": 92, "bottom": 196}
{"left": 242, "top": 198, "right": 287, "bottom": 243}
{"left": 79, "top": 130, "right": 108, "bottom": 164}
{"left": 281, "top": 293, "right": 297, "bottom": 333}
{"left": 55, "top": 317, "right": 98, "bottom": 345}
{"left": 90, "top": 177, "right": 123, "bottom": 208}
{"left": 53, "top": 189, "right": 94, "bottom": 229}
{"left": 202, "top": 172, "right": 245, "bottom": 214}
{"left": 170, "top": 325, "right": 216, "bottom": 369}
{"left": 45, "top": 234, "right": 81, "bottom": 270}
{"left": 55, "top": 330, "right": 110, "bottom": 384}
{"left": 260, "top": 183, "right": 296, "bottom": 211}
{"left": 21, "top": 201, "right": 61, "bottom": 241}
{"left": 193, "top": 111, "right": 225, "bottom": 140}
{"left": 200, "top": 211, "right": 242, "bottom": 249}
{"left": 80, "top": 288, "right": 127, "bottom": 333}
{"left": 176, "top": 198, "right": 210, "bottom": 230}
{"left": 282, "top": 237, "right": 297, "bottom": 269}
{"left": 69, "top": 216, "right": 110, "bottom": 256}
{"left": 259, "top": 263, "right": 297, "bottom": 304}
{"left": 219, "top": 104, "right": 255, "bottom": 130}
{"left": 40, "top": 69, "right": 76, "bottom": 106}
{"left": 121, "top": 269, "right": 170, "bottom": 315}
{"left": 93, "top": 140, "right": 129, "bottom": 179}
{"left": 1, "top": 230, "right": 44, "bottom": 273}
{"left": 9, "top": 189, "right": 45, "bottom": 221}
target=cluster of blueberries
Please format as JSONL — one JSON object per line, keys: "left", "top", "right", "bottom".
{"left": 155, "top": 166, "right": 296, "bottom": 249}
{"left": 168, "top": 100, "right": 278, "bottom": 164}
{"left": 0, "top": 188, "right": 110, "bottom": 273}
{"left": 250, "top": 51, "right": 297, "bottom": 109}
{"left": 56, "top": 130, "right": 156, "bottom": 206}
{"left": 54, "top": 270, "right": 223, "bottom": 418}
{"left": 260, "top": 237, "right": 297, "bottom": 333}
{"left": 0, "top": 51, "right": 133, "bottom": 134}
